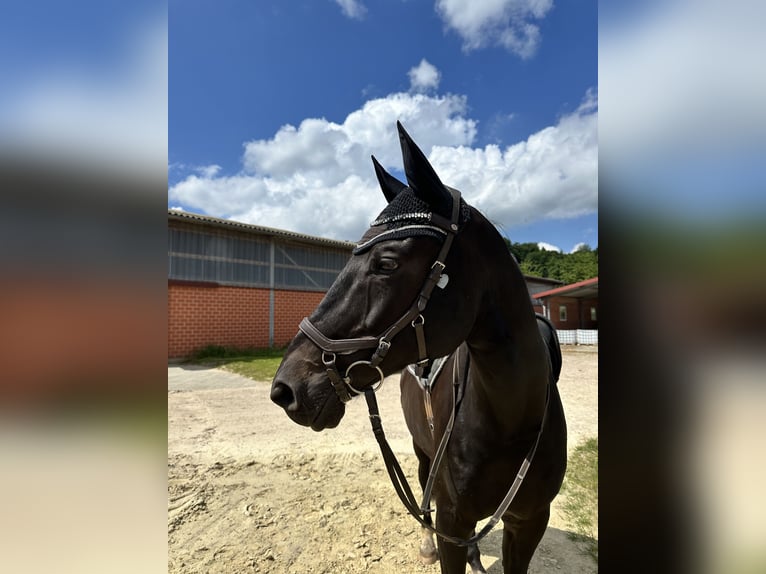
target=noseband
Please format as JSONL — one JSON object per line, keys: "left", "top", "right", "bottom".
{"left": 298, "top": 187, "right": 463, "bottom": 403}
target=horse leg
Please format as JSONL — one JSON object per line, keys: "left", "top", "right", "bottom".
{"left": 419, "top": 525, "right": 438, "bottom": 566}
{"left": 434, "top": 507, "right": 475, "bottom": 574}
{"left": 501, "top": 508, "right": 550, "bottom": 574}
{"left": 466, "top": 531, "right": 487, "bottom": 574}
{"left": 413, "top": 442, "right": 438, "bottom": 565}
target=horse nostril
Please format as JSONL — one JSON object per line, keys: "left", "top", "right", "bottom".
{"left": 270, "top": 381, "right": 297, "bottom": 411}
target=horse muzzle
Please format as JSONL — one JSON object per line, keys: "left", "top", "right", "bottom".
{"left": 270, "top": 363, "right": 347, "bottom": 431}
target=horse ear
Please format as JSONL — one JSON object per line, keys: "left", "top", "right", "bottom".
{"left": 397, "top": 121, "right": 453, "bottom": 215}
{"left": 371, "top": 155, "right": 407, "bottom": 203}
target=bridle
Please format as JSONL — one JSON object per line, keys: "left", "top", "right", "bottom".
{"left": 297, "top": 185, "right": 549, "bottom": 547}
{"left": 298, "top": 186, "right": 463, "bottom": 403}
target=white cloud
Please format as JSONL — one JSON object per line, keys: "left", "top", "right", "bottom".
{"left": 408, "top": 59, "right": 441, "bottom": 93}
{"left": 435, "top": 0, "right": 554, "bottom": 58}
{"left": 570, "top": 242, "right": 588, "bottom": 253}
{"left": 334, "top": 0, "right": 367, "bottom": 20}
{"left": 170, "top": 91, "right": 477, "bottom": 241}
{"left": 428, "top": 90, "right": 598, "bottom": 227}
{"left": 242, "top": 92, "right": 476, "bottom": 179}
{"left": 537, "top": 242, "right": 561, "bottom": 253}
{"left": 193, "top": 165, "right": 221, "bottom": 178}
{"left": 170, "top": 162, "right": 222, "bottom": 179}
{"left": 170, "top": 74, "right": 596, "bottom": 242}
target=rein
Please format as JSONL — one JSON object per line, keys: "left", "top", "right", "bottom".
{"left": 364, "top": 348, "right": 551, "bottom": 547}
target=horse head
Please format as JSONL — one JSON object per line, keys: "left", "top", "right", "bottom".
{"left": 270, "top": 122, "right": 482, "bottom": 430}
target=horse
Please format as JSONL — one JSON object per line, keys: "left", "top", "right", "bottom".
{"left": 270, "top": 121, "right": 567, "bottom": 574}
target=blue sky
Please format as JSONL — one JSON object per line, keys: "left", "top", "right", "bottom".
{"left": 169, "top": 0, "right": 598, "bottom": 253}
{"left": 2, "top": 1, "right": 763, "bottom": 252}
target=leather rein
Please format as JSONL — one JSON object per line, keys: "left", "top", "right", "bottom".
{"left": 298, "top": 187, "right": 549, "bottom": 547}
{"left": 366, "top": 348, "right": 550, "bottom": 548}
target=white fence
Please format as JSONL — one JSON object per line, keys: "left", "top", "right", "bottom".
{"left": 557, "top": 329, "right": 598, "bottom": 345}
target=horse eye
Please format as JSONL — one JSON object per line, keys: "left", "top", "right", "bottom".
{"left": 377, "top": 257, "right": 398, "bottom": 273}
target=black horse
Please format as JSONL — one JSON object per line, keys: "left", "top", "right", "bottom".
{"left": 271, "top": 122, "right": 567, "bottom": 573}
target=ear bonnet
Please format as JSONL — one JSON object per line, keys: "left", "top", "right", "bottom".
{"left": 353, "top": 187, "right": 470, "bottom": 254}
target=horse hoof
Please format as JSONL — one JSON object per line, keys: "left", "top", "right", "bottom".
{"left": 419, "top": 549, "right": 439, "bottom": 565}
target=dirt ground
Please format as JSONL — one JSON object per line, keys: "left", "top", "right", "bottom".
{"left": 168, "top": 346, "right": 597, "bottom": 574}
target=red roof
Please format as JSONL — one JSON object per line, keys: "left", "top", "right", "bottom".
{"left": 534, "top": 277, "right": 598, "bottom": 299}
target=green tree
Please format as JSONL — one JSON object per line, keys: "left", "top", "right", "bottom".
{"left": 504, "top": 239, "right": 541, "bottom": 265}
{"left": 506, "top": 239, "right": 598, "bottom": 283}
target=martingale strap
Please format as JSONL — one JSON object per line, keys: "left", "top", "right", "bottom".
{"left": 364, "top": 352, "right": 552, "bottom": 548}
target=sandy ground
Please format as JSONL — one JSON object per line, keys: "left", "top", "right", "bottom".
{"left": 168, "top": 346, "right": 597, "bottom": 574}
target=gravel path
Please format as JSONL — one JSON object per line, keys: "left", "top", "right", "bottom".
{"left": 168, "top": 346, "right": 597, "bottom": 573}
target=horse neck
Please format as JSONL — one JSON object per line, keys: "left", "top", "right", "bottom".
{"left": 462, "top": 221, "right": 550, "bottom": 433}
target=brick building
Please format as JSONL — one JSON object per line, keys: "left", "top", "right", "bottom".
{"left": 168, "top": 210, "right": 355, "bottom": 359}
{"left": 168, "top": 210, "right": 568, "bottom": 359}
{"left": 524, "top": 275, "right": 564, "bottom": 314}
{"left": 535, "top": 277, "right": 599, "bottom": 330}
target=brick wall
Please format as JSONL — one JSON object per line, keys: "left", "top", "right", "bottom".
{"left": 273, "top": 290, "right": 325, "bottom": 346}
{"left": 546, "top": 296, "right": 599, "bottom": 330}
{"left": 168, "top": 280, "right": 327, "bottom": 359}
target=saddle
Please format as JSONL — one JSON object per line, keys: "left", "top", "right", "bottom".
{"left": 536, "top": 313, "right": 562, "bottom": 385}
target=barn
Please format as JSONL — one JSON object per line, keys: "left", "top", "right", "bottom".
{"left": 168, "top": 210, "right": 354, "bottom": 359}
{"left": 168, "top": 210, "right": 571, "bottom": 358}
{"left": 524, "top": 275, "right": 564, "bottom": 314}
{"left": 535, "top": 276, "right": 599, "bottom": 344}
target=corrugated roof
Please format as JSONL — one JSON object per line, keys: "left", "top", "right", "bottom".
{"left": 534, "top": 277, "right": 599, "bottom": 299}
{"left": 168, "top": 209, "right": 356, "bottom": 250}
{"left": 523, "top": 274, "right": 563, "bottom": 285}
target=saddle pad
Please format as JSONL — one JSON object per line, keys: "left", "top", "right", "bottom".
{"left": 406, "top": 354, "right": 450, "bottom": 392}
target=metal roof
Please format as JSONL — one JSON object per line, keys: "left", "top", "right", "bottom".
{"left": 167, "top": 212, "right": 578, "bottom": 287}
{"left": 534, "top": 277, "right": 599, "bottom": 300}
{"left": 523, "top": 274, "right": 564, "bottom": 285}
{"left": 168, "top": 209, "right": 357, "bottom": 250}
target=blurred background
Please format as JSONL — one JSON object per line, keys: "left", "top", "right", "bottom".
{"left": 0, "top": 1, "right": 763, "bottom": 573}
{"left": 600, "top": 1, "right": 766, "bottom": 573}
{"left": 0, "top": 1, "right": 167, "bottom": 572}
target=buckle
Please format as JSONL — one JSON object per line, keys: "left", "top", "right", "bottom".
{"left": 373, "top": 339, "right": 391, "bottom": 361}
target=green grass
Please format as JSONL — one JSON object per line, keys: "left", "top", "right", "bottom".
{"left": 561, "top": 437, "right": 598, "bottom": 562}
{"left": 191, "top": 346, "right": 286, "bottom": 382}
